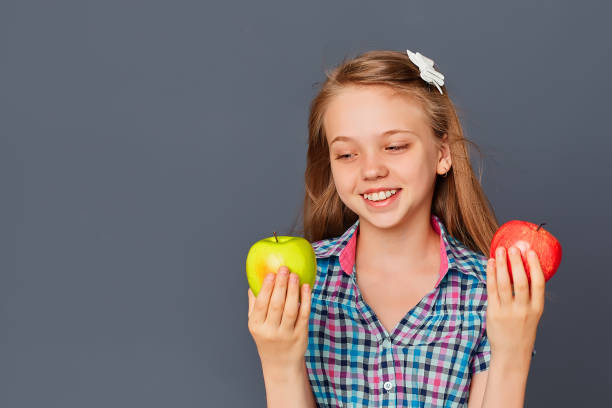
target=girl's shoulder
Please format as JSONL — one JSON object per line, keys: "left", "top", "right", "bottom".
{"left": 311, "top": 236, "right": 342, "bottom": 258}
{"left": 445, "top": 233, "right": 489, "bottom": 286}
{"left": 309, "top": 219, "right": 360, "bottom": 259}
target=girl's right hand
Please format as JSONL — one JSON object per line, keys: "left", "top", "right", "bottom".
{"left": 247, "top": 266, "right": 312, "bottom": 373}
{"left": 485, "top": 246, "right": 545, "bottom": 358}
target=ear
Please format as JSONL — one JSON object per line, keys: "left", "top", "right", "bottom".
{"left": 437, "top": 133, "right": 452, "bottom": 170}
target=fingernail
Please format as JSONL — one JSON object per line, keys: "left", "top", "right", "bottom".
{"left": 509, "top": 247, "right": 518, "bottom": 255}
{"left": 290, "top": 273, "right": 298, "bottom": 283}
{"left": 265, "top": 273, "right": 275, "bottom": 281}
{"left": 496, "top": 247, "right": 504, "bottom": 257}
{"left": 279, "top": 267, "right": 288, "bottom": 276}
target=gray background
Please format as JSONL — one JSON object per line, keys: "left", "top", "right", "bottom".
{"left": 2, "top": 0, "right": 610, "bottom": 406}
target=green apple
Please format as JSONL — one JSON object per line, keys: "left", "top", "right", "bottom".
{"left": 246, "top": 232, "right": 316, "bottom": 297}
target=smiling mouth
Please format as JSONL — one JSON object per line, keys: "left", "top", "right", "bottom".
{"left": 361, "top": 188, "right": 402, "bottom": 202}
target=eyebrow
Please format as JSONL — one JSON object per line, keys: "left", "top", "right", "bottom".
{"left": 330, "top": 129, "right": 417, "bottom": 146}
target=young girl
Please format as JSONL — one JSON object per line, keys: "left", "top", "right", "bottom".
{"left": 247, "top": 49, "right": 545, "bottom": 408}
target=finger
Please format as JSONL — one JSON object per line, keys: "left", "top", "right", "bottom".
{"left": 486, "top": 257, "right": 500, "bottom": 310}
{"left": 495, "top": 246, "right": 513, "bottom": 306}
{"left": 527, "top": 250, "right": 546, "bottom": 314}
{"left": 266, "top": 266, "right": 290, "bottom": 326}
{"left": 295, "top": 282, "right": 312, "bottom": 334}
{"left": 508, "top": 246, "right": 530, "bottom": 305}
{"left": 280, "top": 273, "right": 300, "bottom": 331}
{"left": 250, "top": 272, "right": 276, "bottom": 324}
{"left": 248, "top": 288, "right": 253, "bottom": 318}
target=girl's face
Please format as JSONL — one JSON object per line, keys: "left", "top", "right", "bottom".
{"left": 324, "top": 85, "right": 451, "bottom": 230}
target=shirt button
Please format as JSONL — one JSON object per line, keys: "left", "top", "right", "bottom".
{"left": 383, "top": 381, "right": 394, "bottom": 391}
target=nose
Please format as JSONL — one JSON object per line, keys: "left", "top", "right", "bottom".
{"left": 360, "top": 151, "right": 388, "bottom": 180}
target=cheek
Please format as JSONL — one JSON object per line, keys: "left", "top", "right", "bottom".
{"left": 335, "top": 179, "right": 353, "bottom": 197}
{"left": 330, "top": 167, "right": 350, "bottom": 193}
{"left": 331, "top": 163, "right": 346, "bottom": 180}
{"left": 393, "top": 160, "right": 421, "bottom": 180}
{"left": 393, "top": 162, "right": 434, "bottom": 192}
{"left": 330, "top": 168, "right": 358, "bottom": 204}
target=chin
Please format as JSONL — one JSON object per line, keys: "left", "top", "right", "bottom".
{"left": 360, "top": 213, "right": 407, "bottom": 230}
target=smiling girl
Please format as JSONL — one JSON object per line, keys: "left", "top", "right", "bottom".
{"left": 248, "top": 49, "right": 544, "bottom": 408}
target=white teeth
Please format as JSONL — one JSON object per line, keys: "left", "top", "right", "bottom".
{"left": 364, "top": 189, "right": 397, "bottom": 201}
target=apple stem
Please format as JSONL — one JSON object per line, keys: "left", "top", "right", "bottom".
{"left": 273, "top": 231, "right": 279, "bottom": 243}
{"left": 537, "top": 222, "right": 547, "bottom": 232}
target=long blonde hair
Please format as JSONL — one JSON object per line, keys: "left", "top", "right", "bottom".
{"left": 290, "top": 50, "right": 499, "bottom": 257}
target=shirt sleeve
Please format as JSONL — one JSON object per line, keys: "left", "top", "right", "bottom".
{"left": 470, "top": 330, "right": 537, "bottom": 375}
{"left": 470, "top": 327, "right": 491, "bottom": 375}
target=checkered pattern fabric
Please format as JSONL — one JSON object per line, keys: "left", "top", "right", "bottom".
{"left": 305, "top": 214, "right": 508, "bottom": 407}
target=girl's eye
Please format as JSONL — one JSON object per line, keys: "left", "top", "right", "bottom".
{"left": 387, "top": 144, "right": 409, "bottom": 151}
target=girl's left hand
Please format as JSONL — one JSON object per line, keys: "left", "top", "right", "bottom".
{"left": 485, "top": 246, "right": 546, "bottom": 357}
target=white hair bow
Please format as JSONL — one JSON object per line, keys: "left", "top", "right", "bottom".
{"left": 406, "top": 49, "right": 445, "bottom": 95}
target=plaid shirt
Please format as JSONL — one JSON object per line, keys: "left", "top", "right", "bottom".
{"left": 305, "top": 214, "right": 502, "bottom": 408}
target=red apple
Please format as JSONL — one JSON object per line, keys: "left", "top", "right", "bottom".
{"left": 489, "top": 220, "right": 562, "bottom": 284}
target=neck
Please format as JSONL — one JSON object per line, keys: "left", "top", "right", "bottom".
{"left": 355, "top": 211, "right": 440, "bottom": 277}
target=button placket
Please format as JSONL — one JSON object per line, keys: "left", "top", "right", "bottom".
{"left": 379, "top": 335, "right": 397, "bottom": 408}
